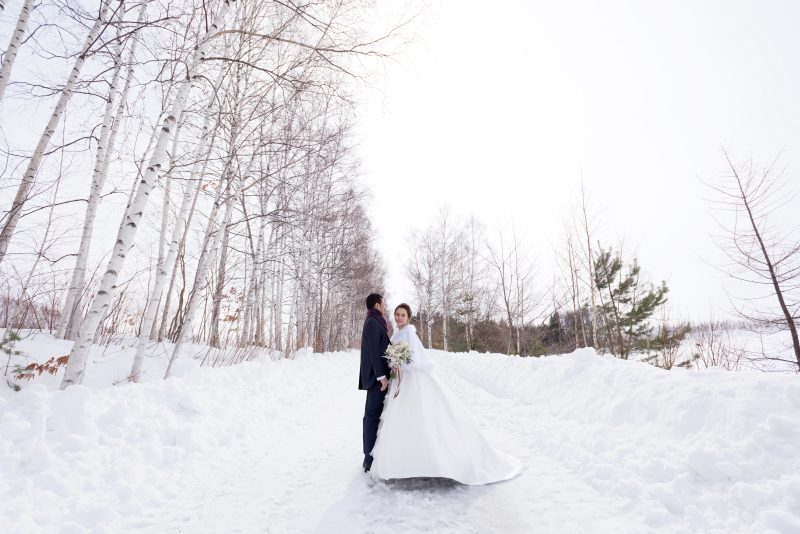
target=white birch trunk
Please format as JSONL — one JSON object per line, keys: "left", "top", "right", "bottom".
{"left": 164, "top": 178, "right": 244, "bottom": 376}
{"left": 0, "top": 0, "right": 116, "bottom": 265}
{"left": 86, "top": 101, "right": 161, "bottom": 343}
{"left": 158, "top": 132, "right": 212, "bottom": 340}
{"left": 208, "top": 209, "right": 232, "bottom": 347}
{"left": 240, "top": 216, "right": 265, "bottom": 345}
{"left": 286, "top": 283, "right": 297, "bottom": 356}
{"left": 60, "top": 0, "right": 234, "bottom": 389}
{"left": 274, "top": 231, "right": 285, "bottom": 351}
{"left": 587, "top": 248, "right": 598, "bottom": 347}
{"left": 129, "top": 137, "right": 201, "bottom": 380}
{"left": 157, "top": 123, "right": 182, "bottom": 276}
{"left": 442, "top": 300, "right": 448, "bottom": 351}
{"left": 268, "top": 236, "right": 277, "bottom": 347}
{"left": 165, "top": 138, "right": 258, "bottom": 375}
{"left": 256, "top": 223, "right": 270, "bottom": 345}
{"left": 427, "top": 314, "right": 432, "bottom": 350}
{"left": 58, "top": 4, "right": 127, "bottom": 340}
{"left": 0, "top": 0, "right": 35, "bottom": 101}
{"left": 149, "top": 120, "right": 182, "bottom": 339}
{"left": 241, "top": 266, "right": 252, "bottom": 346}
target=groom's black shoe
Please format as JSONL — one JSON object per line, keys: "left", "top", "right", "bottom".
{"left": 363, "top": 462, "right": 372, "bottom": 473}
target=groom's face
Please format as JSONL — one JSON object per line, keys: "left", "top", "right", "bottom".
{"left": 376, "top": 300, "right": 385, "bottom": 314}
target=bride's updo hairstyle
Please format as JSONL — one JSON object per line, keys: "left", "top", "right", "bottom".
{"left": 395, "top": 303, "right": 412, "bottom": 320}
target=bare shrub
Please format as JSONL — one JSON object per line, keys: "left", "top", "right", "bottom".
{"left": 690, "top": 316, "right": 748, "bottom": 371}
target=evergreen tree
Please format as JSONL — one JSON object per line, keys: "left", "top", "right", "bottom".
{"left": 541, "top": 312, "right": 563, "bottom": 350}
{"left": 593, "top": 246, "right": 668, "bottom": 359}
{"left": 2, "top": 330, "right": 24, "bottom": 387}
{"left": 643, "top": 320, "right": 692, "bottom": 369}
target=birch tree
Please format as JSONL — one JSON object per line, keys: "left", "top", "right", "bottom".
{"left": 58, "top": 2, "right": 132, "bottom": 340}
{"left": 572, "top": 179, "right": 602, "bottom": 348}
{"left": 404, "top": 223, "right": 439, "bottom": 349}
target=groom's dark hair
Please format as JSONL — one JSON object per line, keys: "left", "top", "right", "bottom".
{"left": 366, "top": 293, "right": 383, "bottom": 310}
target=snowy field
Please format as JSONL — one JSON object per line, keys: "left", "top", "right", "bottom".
{"left": 1, "top": 334, "right": 800, "bottom": 533}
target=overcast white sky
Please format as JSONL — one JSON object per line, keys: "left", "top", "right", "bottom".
{"left": 357, "top": 0, "right": 800, "bottom": 319}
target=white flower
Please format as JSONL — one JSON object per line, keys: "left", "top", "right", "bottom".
{"left": 384, "top": 341, "right": 412, "bottom": 367}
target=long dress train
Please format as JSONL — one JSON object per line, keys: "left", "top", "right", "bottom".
{"left": 370, "top": 325, "right": 522, "bottom": 485}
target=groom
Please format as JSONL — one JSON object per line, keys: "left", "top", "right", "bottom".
{"left": 359, "top": 293, "right": 391, "bottom": 473}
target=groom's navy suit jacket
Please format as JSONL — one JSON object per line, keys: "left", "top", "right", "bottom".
{"left": 359, "top": 318, "right": 391, "bottom": 390}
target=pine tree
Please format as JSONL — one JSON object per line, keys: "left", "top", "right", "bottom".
{"left": 593, "top": 246, "right": 668, "bottom": 359}
{"left": 2, "top": 330, "right": 24, "bottom": 381}
{"left": 644, "top": 320, "right": 692, "bottom": 369}
{"left": 541, "top": 312, "right": 564, "bottom": 352}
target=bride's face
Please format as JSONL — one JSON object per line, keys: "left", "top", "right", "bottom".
{"left": 394, "top": 308, "right": 409, "bottom": 328}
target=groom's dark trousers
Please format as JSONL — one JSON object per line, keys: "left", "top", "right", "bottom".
{"left": 359, "top": 317, "right": 391, "bottom": 465}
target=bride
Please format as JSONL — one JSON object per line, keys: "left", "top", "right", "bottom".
{"left": 370, "top": 303, "right": 522, "bottom": 485}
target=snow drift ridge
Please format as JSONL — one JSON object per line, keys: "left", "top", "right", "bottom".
{"left": 435, "top": 348, "right": 800, "bottom": 532}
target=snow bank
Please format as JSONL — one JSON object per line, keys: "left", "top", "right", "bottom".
{"left": 2, "top": 337, "right": 799, "bottom": 533}
{"left": 434, "top": 348, "right": 800, "bottom": 532}
{"left": 0, "top": 348, "right": 354, "bottom": 533}
{"left": 1, "top": 331, "right": 281, "bottom": 398}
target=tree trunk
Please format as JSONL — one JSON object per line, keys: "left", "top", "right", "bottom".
{"left": 736, "top": 171, "right": 800, "bottom": 370}
{"left": 57, "top": 2, "right": 149, "bottom": 339}
{"left": 579, "top": 183, "right": 598, "bottom": 348}
{"left": 256, "top": 220, "right": 272, "bottom": 346}
{"left": 87, "top": 111, "right": 161, "bottom": 345}
{"left": 208, "top": 212, "right": 232, "bottom": 347}
{"left": 426, "top": 312, "right": 432, "bottom": 350}
{"left": 0, "top": 0, "right": 35, "bottom": 100}
{"left": 442, "top": 297, "right": 448, "bottom": 351}
{"left": 129, "top": 156, "right": 203, "bottom": 380}
{"left": 241, "top": 213, "right": 265, "bottom": 346}
{"left": 274, "top": 231, "right": 285, "bottom": 351}
{"left": 165, "top": 177, "right": 243, "bottom": 376}
{"left": 159, "top": 127, "right": 216, "bottom": 340}
{"left": 58, "top": 3, "right": 128, "bottom": 341}
{"left": 604, "top": 262, "right": 625, "bottom": 357}
{"left": 150, "top": 120, "right": 183, "bottom": 339}
{"left": 165, "top": 137, "right": 260, "bottom": 375}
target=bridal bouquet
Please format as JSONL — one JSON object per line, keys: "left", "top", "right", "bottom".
{"left": 384, "top": 342, "right": 412, "bottom": 397}
{"left": 384, "top": 342, "right": 412, "bottom": 379}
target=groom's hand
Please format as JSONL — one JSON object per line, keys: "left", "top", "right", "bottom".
{"left": 380, "top": 377, "right": 388, "bottom": 391}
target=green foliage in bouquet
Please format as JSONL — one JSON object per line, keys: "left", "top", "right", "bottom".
{"left": 384, "top": 341, "right": 412, "bottom": 379}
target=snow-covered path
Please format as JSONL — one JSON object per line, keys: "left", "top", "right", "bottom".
{"left": 136, "top": 362, "right": 645, "bottom": 534}
{"left": 2, "top": 343, "right": 799, "bottom": 533}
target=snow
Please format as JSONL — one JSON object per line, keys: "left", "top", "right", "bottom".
{"left": 1, "top": 336, "right": 799, "bottom": 533}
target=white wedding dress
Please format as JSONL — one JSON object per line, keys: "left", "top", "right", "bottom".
{"left": 370, "top": 325, "right": 522, "bottom": 485}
